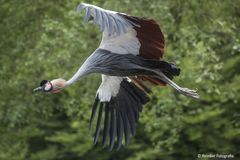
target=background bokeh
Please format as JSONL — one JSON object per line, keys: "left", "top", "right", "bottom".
{"left": 0, "top": 0, "right": 239, "bottom": 160}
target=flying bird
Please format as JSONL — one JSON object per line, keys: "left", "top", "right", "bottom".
{"left": 33, "top": 3, "right": 199, "bottom": 151}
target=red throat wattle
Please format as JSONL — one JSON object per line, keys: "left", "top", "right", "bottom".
{"left": 52, "top": 89, "right": 61, "bottom": 94}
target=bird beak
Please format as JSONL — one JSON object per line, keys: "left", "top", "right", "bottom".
{"left": 33, "top": 87, "right": 42, "bottom": 92}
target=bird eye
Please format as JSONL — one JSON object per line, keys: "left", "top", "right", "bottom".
{"left": 40, "top": 80, "right": 48, "bottom": 86}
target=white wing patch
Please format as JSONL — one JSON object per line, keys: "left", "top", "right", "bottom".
{"left": 97, "top": 75, "right": 123, "bottom": 102}
{"left": 99, "top": 28, "right": 140, "bottom": 55}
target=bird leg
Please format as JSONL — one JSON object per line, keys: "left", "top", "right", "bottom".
{"left": 152, "top": 70, "right": 199, "bottom": 99}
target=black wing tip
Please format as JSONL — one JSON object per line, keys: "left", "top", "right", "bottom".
{"left": 102, "top": 103, "right": 110, "bottom": 147}
{"left": 90, "top": 80, "right": 147, "bottom": 151}
{"left": 109, "top": 104, "right": 116, "bottom": 151}
{"left": 89, "top": 95, "right": 99, "bottom": 130}
{"left": 93, "top": 102, "right": 104, "bottom": 145}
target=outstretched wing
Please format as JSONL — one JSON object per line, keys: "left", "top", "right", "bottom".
{"left": 77, "top": 3, "right": 165, "bottom": 59}
{"left": 77, "top": 3, "right": 138, "bottom": 36}
{"left": 90, "top": 75, "right": 149, "bottom": 151}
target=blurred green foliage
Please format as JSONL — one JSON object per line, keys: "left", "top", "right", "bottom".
{"left": 0, "top": 0, "right": 239, "bottom": 160}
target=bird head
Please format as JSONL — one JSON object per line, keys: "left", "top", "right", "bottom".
{"left": 33, "top": 79, "right": 67, "bottom": 94}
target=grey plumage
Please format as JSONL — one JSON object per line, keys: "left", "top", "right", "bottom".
{"left": 83, "top": 7, "right": 91, "bottom": 23}
{"left": 84, "top": 49, "right": 175, "bottom": 80}
{"left": 76, "top": 3, "right": 139, "bottom": 36}
{"left": 77, "top": 49, "right": 197, "bottom": 98}
{"left": 93, "top": 9, "right": 98, "bottom": 25}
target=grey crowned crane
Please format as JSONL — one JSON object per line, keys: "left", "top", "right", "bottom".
{"left": 33, "top": 3, "right": 199, "bottom": 151}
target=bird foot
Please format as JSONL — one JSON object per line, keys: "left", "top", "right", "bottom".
{"left": 178, "top": 87, "right": 199, "bottom": 99}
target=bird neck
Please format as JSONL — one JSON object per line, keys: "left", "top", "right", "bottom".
{"left": 66, "top": 51, "right": 98, "bottom": 86}
{"left": 66, "top": 63, "right": 89, "bottom": 86}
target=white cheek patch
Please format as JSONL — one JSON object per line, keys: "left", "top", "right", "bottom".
{"left": 44, "top": 83, "right": 52, "bottom": 91}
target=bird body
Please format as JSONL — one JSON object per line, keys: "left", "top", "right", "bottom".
{"left": 34, "top": 3, "right": 199, "bottom": 151}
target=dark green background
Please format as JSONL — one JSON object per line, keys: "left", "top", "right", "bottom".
{"left": 0, "top": 0, "right": 239, "bottom": 159}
